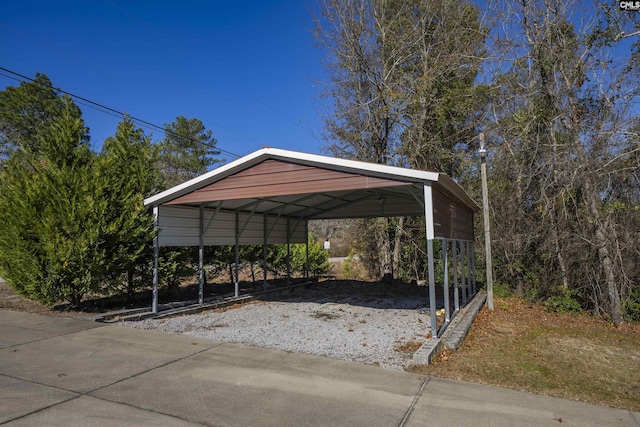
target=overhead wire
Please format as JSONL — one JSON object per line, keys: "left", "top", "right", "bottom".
{"left": 0, "top": 67, "right": 241, "bottom": 158}
{"left": 2, "top": 0, "right": 325, "bottom": 150}
{"left": 0, "top": 22, "right": 267, "bottom": 151}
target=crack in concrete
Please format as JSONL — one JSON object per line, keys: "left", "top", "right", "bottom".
{"left": 398, "top": 376, "right": 430, "bottom": 427}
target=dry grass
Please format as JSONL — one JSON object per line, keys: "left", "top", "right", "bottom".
{"left": 409, "top": 296, "right": 640, "bottom": 411}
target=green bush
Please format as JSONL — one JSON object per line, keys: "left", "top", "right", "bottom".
{"left": 493, "top": 282, "right": 512, "bottom": 298}
{"left": 544, "top": 287, "right": 583, "bottom": 314}
{"left": 291, "top": 233, "right": 330, "bottom": 276}
{"left": 264, "top": 233, "right": 330, "bottom": 279}
{"left": 342, "top": 253, "right": 356, "bottom": 279}
{"left": 623, "top": 288, "right": 640, "bottom": 323}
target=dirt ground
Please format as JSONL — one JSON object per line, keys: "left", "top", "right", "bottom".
{"left": 0, "top": 281, "right": 84, "bottom": 318}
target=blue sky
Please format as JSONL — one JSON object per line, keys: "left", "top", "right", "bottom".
{"left": 1, "top": 0, "right": 328, "bottom": 158}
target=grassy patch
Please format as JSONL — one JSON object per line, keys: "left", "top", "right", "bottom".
{"left": 409, "top": 296, "right": 640, "bottom": 411}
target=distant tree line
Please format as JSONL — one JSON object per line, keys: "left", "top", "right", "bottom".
{"left": 315, "top": 0, "right": 639, "bottom": 323}
{"left": 0, "top": 74, "right": 328, "bottom": 307}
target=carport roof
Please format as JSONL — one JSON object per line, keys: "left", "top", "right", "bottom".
{"left": 144, "top": 147, "right": 480, "bottom": 219}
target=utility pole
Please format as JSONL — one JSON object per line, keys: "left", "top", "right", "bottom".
{"left": 479, "top": 133, "right": 494, "bottom": 310}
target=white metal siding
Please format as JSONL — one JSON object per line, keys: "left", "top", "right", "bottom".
{"left": 157, "top": 205, "right": 307, "bottom": 247}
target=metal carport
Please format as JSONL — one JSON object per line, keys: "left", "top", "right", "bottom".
{"left": 144, "top": 147, "right": 481, "bottom": 338}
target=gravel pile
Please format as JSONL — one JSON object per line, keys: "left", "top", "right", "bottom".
{"left": 119, "top": 281, "right": 433, "bottom": 370}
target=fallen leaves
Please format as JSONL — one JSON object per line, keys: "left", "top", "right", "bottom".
{"left": 408, "top": 296, "right": 640, "bottom": 412}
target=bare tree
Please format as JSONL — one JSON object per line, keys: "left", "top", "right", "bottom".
{"left": 315, "top": 0, "right": 486, "bottom": 279}
{"left": 485, "top": 0, "right": 640, "bottom": 323}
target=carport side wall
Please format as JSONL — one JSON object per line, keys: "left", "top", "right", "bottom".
{"left": 432, "top": 187, "right": 474, "bottom": 241}
{"left": 156, "top": 205, "right": 307, "bottom": 247}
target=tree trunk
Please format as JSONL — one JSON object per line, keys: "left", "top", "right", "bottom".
{"left": 392, "top": 217, "right": 404, "bottom": 279}
{"left": 378, "top": 218, "right": 392, "bottom": 282}
{"left": 582, "top": 173, "right": 623, "bottom": 324}
{"left": 127, "top": 269, "right": 135, "bottom": 304}
{"left": 550, "top": 212, "right": 570, "bottom": 289}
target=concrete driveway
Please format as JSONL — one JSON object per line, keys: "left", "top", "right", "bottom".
{"left": 1, "top": 309, "right": 638, "bottom": 426}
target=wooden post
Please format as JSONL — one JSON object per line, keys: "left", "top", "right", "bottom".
{"left": 480, "top": 133, "right": 494, "bottom": 311}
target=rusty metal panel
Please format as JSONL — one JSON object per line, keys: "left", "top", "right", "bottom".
{"left": 166, "top": 160, "right": 412, "bottom": 205}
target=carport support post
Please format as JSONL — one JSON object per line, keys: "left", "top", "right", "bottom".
{"left": 199, "top": 205, "right": 204, "bottom": 304}
{"left": 466, "top": 241, "right": 473, "bottom": 297}
{"left": 424, "top": 184, "right": 438, "bottom": 338}
{"left": 427, "top": 239, "right": 437, "bottom": 338}
{"left": 235, "top": 211, "right": 239, "bottom": 298}
{"left": 152, "top": 206, "right": 159, "bottom": 314}
{"left": 263, "top": 215, "right": 268, "bottom": 290}
{"left": 286, "top": 217, "right": 291, "bottom": 288}
{"left": 461, "top": 241, "right": 467, "bottom": 304}
{"left": 305, "top": 221, "right": 309, "bottom": 280}
{"left": 442, "top": 239, "right": 450, "bottom": 323}
{"left": 452, "top": 240, "right": 460, "bottom": 312}
{"left": 471, "top": 242, "right": 477, "bottom": 295}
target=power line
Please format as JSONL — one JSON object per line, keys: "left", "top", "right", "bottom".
{"left": 0, "top": 23, "right": 268, "bottom": 151}
{"left": 0, "top": 66, "right": 241, "bottom": 159}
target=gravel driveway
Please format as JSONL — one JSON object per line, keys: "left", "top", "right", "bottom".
{"left": 120, "top": 281, "right": 433, "bottom": 370}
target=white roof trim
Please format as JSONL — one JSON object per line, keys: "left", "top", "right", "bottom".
{"left": 265, "top": 148, "right": 441, "bottom": 181}
{"left": 145, "top": 148, "right": 267, "bottom": 206}
{"left": 144, "top": 147, "right": 481, "bottom": 212}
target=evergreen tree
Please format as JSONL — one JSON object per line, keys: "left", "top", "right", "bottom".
{"left": 99, "top": 117, "right": 162, "bottom": 301}
{"left": 291, "top": 234, "right": 330, "bottom": 277}
{"left": 158, "top": 116, "right": 221, "bottom": 188}
{"left": 0, "top": 73, "right": 85, "bottom": 161}
{"left": 155, "top": 116, "right": 222, "bottom": 297}
{"left": 0, "top": 100, "right": 101, "bottom": 306}
{"left": 0, "top": 101, "right": 163, "bottom": 306}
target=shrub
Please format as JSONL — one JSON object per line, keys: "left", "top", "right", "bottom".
{"left": 493, "top": 282, "right": 512, "bottom": 298}
{"left": 544, "top": 287, "right": 583, "bottom": 314}
{"left": 623, "top": 288, "right": 640, "bottom": 323}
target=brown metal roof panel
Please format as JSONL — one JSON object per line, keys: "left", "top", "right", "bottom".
{"left": 145, "top": 148, "right": 442, "bottom": 207}
{"left": 202, "top": 161, "right": 406, "bottom": 190}
{"left": 210, "top": 167, "right": 358, "bottom": 191}
{"left": 167, "top": 177, "right": 412, "bottom": 205}
{"left": 225, "top": 159, "right": 308, "bottom": 176}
